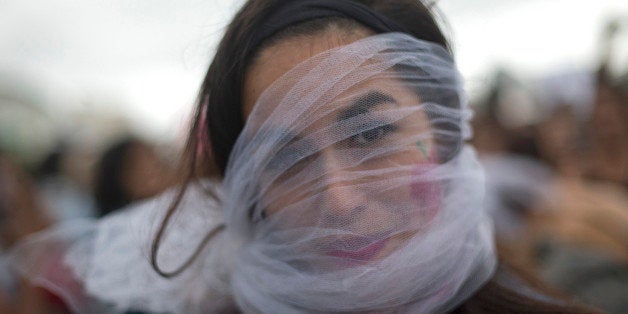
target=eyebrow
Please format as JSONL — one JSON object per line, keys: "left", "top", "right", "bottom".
{"left": 337, "top": 90, "right": 397, "bottom": 121}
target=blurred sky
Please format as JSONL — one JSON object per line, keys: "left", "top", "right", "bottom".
{"left": 1, "top": 0, "right": 627, "bottom": 143}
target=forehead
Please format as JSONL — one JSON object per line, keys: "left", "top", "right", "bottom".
{"left": 242, "top": 29, "right": 373, "bottom": 119}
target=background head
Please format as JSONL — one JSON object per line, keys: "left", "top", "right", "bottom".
{"left": 94, "top": 137, "right": 171, "bottom": 216}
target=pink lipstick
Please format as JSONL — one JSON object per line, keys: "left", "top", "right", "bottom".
{"left": 327, "top": 237, "right": 389, "bottom": 262}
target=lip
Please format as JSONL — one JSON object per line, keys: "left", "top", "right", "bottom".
{"left": 327, "top": 236, "right": 390, "bottom": 262}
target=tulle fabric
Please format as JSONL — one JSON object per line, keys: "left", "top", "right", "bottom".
{"left": 224, "top": 33, "right": 496, "bottom": 313}
{"left": 9, "top": 33, "right": 496, "bottom": 313}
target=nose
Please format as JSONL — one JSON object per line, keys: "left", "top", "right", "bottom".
{"left": 318, "top": 149, "right": 368, "bottom": 220}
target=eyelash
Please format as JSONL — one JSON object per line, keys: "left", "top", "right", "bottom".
{"left": 348, "top": 123, "right": 398, "bottom": 146}
{"left": 265, "top": 122, "right": 398, "bottom": 173}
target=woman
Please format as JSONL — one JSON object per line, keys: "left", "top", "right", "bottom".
{"left": 12, "top": 0, "right": 596, "bottom": 313}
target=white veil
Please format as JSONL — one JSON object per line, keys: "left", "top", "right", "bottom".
{"left": 224, "top": 32, "right": 496, "bottom": 313}
{"left": 9, "top": 32, "right": 495, "bottom": 313}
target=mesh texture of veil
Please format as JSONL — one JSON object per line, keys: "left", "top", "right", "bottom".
{"left": 223, "top": 32, "right": 496, "bottom": 313}
{"left": 8, "top": 32, "right": 496, "bottom": 313}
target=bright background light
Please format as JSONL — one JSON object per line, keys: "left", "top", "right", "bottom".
{"left": 1, "top": 0, "right": 626, "bottom": 146}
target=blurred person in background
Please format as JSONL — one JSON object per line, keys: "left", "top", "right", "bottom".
{"left": 0, "top": 154, "right": 49, "bottom": 257}
{"left": 94, "top": 136, "right": 176, "bottom": 217}
{"left": 0, "top": 153, "right": 74, "bottom": 313}
{"left": 525, "top": 70, "right": 628, "bottom": 313}
{"left": 472, "top": 19, "right": 628, "bottom": 311}
{"left": 586, "top": 66, "right": 628, "bottom": 186}
{"left": 36, "top": 144, "right": 97, "bottom": 222}
{"left": 471, "top": 75, "right": 552, "bottom": 250}
{"left": 535, "top": 105, "right": 583, "bottom": 178}
{"left": 501, "top": 20, "right": 628, "bottom": 313}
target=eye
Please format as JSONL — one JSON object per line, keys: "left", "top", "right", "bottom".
{"left": 349, "top": 123, "right": 397, "bottom": 146}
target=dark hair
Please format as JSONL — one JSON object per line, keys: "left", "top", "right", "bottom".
{"left": 151, "top": 1, "right": 597, "bottom": 312}
{"left": 93, "top": 137, "right": 139, "bottom": 216}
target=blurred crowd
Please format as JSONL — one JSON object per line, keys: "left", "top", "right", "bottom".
{"left": 472, "top": 21, "right": 628, "bottom": 313}
{"left": 0, "top": 17, "right": 626, "bottom": 314}
{"left": 0, "top": 136, "right": 177, "bottom": 313}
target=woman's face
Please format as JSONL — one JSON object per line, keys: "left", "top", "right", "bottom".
{"left": 241, "top": 29, "right": 440, "bottom": 265}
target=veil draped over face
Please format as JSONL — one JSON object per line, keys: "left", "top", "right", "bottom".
{"left": 8, "top": 33, "right": 495, "bottom": 313}
{"left": 224, "top": 33, "right": 496, "bottom": 313}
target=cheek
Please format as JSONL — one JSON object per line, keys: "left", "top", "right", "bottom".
{"left": 382, "top": 141, "right": 441, "bottom": 226}
{"left": 410, "top": 163, "right": 442, "bottom": 225}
